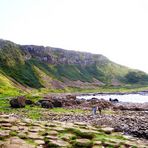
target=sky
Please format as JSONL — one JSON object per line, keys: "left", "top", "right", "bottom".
{"left": 0, "top": 0, "right": 148, "bottom": 73}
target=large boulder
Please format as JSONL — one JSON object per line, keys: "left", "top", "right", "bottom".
{"left": 41, "top": 101, "right": 53, "bottom": 108}
{"left": 10, "top": 96, "right": 26, "bottom": 108}
{"left": 52, "top": 98, "right": 63, "bottom": 107}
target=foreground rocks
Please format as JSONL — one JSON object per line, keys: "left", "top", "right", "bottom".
{"left": 8, "top": 94, "right": 148, "bottom": 141}
{"left": 0, "top": 114, "right": 148, "bottom": 148}
{"left": 10, "top": 96, "right": 26, "bottom": 108}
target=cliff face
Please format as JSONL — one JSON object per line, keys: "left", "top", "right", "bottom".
{"left": 21, "top": 45, "right": 108, "bottom": 66}
{"left": 0, "top": 39, "right": 147, "bottom": 91}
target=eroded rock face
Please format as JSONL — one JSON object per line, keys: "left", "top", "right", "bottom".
{"left": 21, "top": 45, "right": 108, "bottom": 66}
{"left": 10, "top": 96, "right": 26, "bottom": 108}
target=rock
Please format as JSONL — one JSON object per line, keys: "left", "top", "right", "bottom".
{"left": 8, "top": 137, "right": 26, "bottom": 144}
{"left": 1, "top": 123, "right": 12, "bottom": 128}
{"left": 28, "top": 133, "right": 44, "bottom": 140}
{"left": 101, "top": 127, "right": 114, "bottom": 134}
{"left": 52, "top": 99, "right": 62, "bottom": 107}
{"left": 41, "top": 101, "right": 53, "bottom": 108}
{"left": 46, "top": 139, "right": 70, "bottom": 147}
{"left": 0, "top": 130, "right": 9, "bottom": 139}
{"left": 2, "top": 137, "right": 35, "bottom": 148}
{"left": 93, "top": 141, "right": 102, "bottom": 145}
{"left": 61, "top": 133, "right": 76, "bottom": 141}
{"left": 25, "top": 99, "right": 34, "bottom": 105}
{"left": 34, "top": 140, "right": 44, "bottom": 145}
{"left": 28, "top": 127, "right": 44, "bottom": 132}
{"left": 18, "top": 132, "right": 28, "bottom": 139}
{"left": 0, "top": 115, "right": 10, "bottom": 118}
{"left": 48, "top": 130, "right": 58, "bottom": 136}
{"left": 74, "top": 139, "right": 92, "bottom": 147}
{"left": 10, "top": 96, "right": 26, "bottom": 108}
{"left": 45, "top": 135, "right": 58, "bottom": 140}
{"left": 51, "top": 127, "right": 65, "bottom": 132}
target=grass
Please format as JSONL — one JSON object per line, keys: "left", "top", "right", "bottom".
{"left": 9, "top": 131, "right": 18, "bottom": 136}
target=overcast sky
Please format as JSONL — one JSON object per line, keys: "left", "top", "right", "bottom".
{"left": 0, "top": 0, "right": 148, "bottom": 73}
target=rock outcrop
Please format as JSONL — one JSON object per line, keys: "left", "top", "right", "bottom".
{"left": 10, "top": 96, "right": 26, "bottom": 108}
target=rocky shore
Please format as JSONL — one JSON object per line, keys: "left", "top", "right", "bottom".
{"left": 1, "top": 114, "right": 148, "bottom": 148}
{"left": 1, "top": 94, "right": 148, "bottom": 147}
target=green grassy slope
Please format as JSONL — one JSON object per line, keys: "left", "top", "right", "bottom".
{"left": 0, "top": 39, "right": 148, "bottom": 96}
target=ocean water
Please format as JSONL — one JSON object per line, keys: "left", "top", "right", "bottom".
{"left": 77, "top": 93, "right": 148, "bottom": 103}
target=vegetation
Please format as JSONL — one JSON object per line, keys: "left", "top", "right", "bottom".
{"left": 0, "top": 39, "right": 148, "bottom": 97}
{"left": 125, "top": 71, "right": 148, "bottom": 84}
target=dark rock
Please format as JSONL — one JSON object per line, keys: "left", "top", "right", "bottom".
{"left": 41, "top": 101, "right": 53, "bottom": 108}
{"left": 34, "top": 102, "right": 41, "bottom": 106}
{"left": 10, "top": 96, "right": 26, "bottom": 108}
{"left": 109, "top": 98, "right": 119, "bottom": 103}
{"left": 25, "top": 99, "right": 34, "bottom": 105}
{"left": 52, "top": 99, "right": 62, "bottom": 107}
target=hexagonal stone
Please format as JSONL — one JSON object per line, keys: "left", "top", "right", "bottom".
{"left": 74, "top": 122, "right": 87, "bottom": 127}
{"left": 28, "top": 133, "right": 44, "bottom": 140}
{"left": 48, "top": 130, "right": 58, "bottom": 136}
{"left": 74, "top": 139, "right": 92, "bottom": 147}
{"left": 0, "top": 115, "right": 9, "bottom": 118}
{"left": 93, "top": 141, "right": 102, "bottom": 145}
{"left": 10, "top": 126, "right": 19, "bottom": 131}
{"left": 0, "top": 130, "right": 9, "bottom": 139}
{"left": 61, "top": 133, "right": 76, "bottom": 141}
{"left": 9, "top": 137, "right": 26, "bottom": 144}
{"left": 2, "top": 137, "right": 35, "bottom": 148}
{"left": 1, "top": 143, "right": 35, "bottom": 148}
{"left": 0, "top": 123, "right": 12, "bottom": 127}
{"left": 45, "top": 123, "right": 57, "bottom": 127}
{"left": 45, "top": 135, "right": 58, "bottom": 140}
{"left": 34, "top": 140, "right": 45, "bottom": 145}
{"left": 18, "top": 122, "right": 27, "bottom": 126}
{"left": 47, "top": 139, "right": 70, "bottom": 147}
{"left": 28, "top": 127, "right": 44, "bottom": 133}
{"left": 18, "top": 132, "right": 28, "bottom": 139}
{"left": 92, "top": 146, "right": 104, "bottom": 148}
{"left": 101, "top": 127, "right": 114, "bottom": 134}
{"left": 51, "top": 127, "right": 65, "bottom": 132}
{"left": 0, "top": 119, "right": 10, "bottom": 123}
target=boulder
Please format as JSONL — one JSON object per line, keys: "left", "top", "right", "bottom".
{"left": 10, "top": 96, "right": 26, "bottom": 108}
{"left": 25, "top": 99, "right": 34, "bottom": 105}
{"left": 52, "top": 99, "right": 62, "bottom": 107}
{"left": 41, "top": 101, "right": 53, "bottom": 108}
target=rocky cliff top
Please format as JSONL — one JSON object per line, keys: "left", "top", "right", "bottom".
{"left": 21, "top": 45, "right": 109, "bottom": 65}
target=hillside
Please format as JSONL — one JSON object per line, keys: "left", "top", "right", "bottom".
{"left": 0, "top": 39, "right": 148, "bottom": 95}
